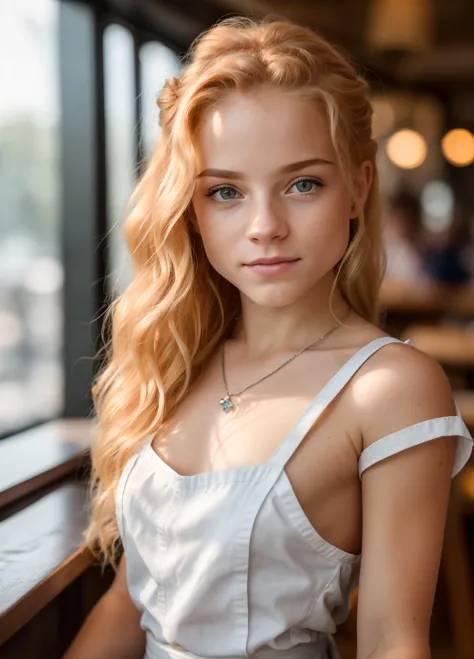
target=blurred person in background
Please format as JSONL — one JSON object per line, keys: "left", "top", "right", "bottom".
{"left": 383, "top": 189, "right": 427, "bottom": 282}
{"left": 384, "top": 188, "right": 471, "bottom": 286}
{"left": 422, "top": 209, "right": 472, "bottom": 286}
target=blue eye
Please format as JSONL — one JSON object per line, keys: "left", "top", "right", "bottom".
{"left": 289, "top": 178, "right": 322, "bottom": 195}
{"left": 206, "top": 186, "right": 242, "bottom": 202}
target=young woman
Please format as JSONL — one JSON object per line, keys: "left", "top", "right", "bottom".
{"left": 65, "top": 17, "right": 473, "bottom": 659}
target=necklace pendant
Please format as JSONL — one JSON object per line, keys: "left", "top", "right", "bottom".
{"left": 219, "top": 396, "right": 234, "bottom": 413}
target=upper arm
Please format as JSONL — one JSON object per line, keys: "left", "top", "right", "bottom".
{"left": 355, "top": 345, "right": 458, "bottom": 658}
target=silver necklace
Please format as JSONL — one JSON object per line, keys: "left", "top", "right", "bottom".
{"left": 218, "top": 314, "right": 347, "bottom": 413}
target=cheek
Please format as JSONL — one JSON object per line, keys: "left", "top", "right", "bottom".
{"left": 192, "top": 205, "right": 236, "bottom": 272}
{"left": 297, "top": 195, "right": 351, "bottom": 259}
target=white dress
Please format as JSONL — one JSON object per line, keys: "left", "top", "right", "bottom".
{"left": 115, "top": 337, "right": 473, "bottom": 659}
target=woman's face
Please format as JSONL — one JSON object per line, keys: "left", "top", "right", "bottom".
{"left": 192, "top": 87, "right": 370, "bottom": 308}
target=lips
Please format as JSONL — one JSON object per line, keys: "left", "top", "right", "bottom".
{"left": 246, "top": 257, "right": 299, "bottom": 266}
{"left": 244, "top": 258, "right": 300, "bottom": 277}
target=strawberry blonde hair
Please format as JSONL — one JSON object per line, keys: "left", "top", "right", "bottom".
{"left": 85, "top": 16, "right": 384, "bottom": 568}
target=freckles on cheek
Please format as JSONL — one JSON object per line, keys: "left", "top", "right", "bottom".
{"left": 303, "top": 216, "right": 350, "bottom": 262}
{"left": 198, "top": 210, "right": 238, "bottom": 257}
{"left": 305, "top": 214, "right": 348, "bottom": 241}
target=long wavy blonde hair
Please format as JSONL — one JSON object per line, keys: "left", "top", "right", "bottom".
{"left": 85, "top": 16, "right": 384, "bottom": 569}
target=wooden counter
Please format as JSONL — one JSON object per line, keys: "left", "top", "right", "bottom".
{"left": 380, "top": 279, "right": 474, "bottom": 317}
{"left": 402, "top": 325, "right": 474, "bottom": 369}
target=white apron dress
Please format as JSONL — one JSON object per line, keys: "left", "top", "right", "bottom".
{"left": 115, "top": 336, "right": 473, "bottom": 659}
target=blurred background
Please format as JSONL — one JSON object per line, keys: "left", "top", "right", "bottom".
{"left": 2, "top": 0, "right": 474, "bottom": 438}
{"left": 1, "top": 1, "right": 474, "bottom": 658}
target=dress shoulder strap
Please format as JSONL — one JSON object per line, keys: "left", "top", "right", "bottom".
{"left": 358, "top": 401, "right": 473, "bottom": 479}
{"left": 270, "top": 336, "right": 408, "bottom": 472}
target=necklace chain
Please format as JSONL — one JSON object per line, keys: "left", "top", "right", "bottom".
{"left": 219, "top": 309, "right": 350, "bottom": 413}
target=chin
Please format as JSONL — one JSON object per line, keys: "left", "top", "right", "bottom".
{"left": 241, "top": 284, "right": 311, "bottom": 309}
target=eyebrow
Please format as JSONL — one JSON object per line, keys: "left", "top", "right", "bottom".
{"left": 196, "top": 157, "right": 335, "bottom": 180}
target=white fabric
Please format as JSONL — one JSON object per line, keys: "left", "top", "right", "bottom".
{"left": 144, "top": 633, "right": 337, "bottom": 659}
{"left": 359, "top": 402, "right": 472, "bottom": 477}
{"left": 116, "top": 336, "right": 473, "bottom": 659}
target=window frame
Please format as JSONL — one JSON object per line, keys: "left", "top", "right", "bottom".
{"left": 0, "top": 0, "right": 187, "bottom": 443}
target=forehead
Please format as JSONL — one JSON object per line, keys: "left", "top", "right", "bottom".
{"left": 194, "top": 88, "right": 336, "bottom": 171}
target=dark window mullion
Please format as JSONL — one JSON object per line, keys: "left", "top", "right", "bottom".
{"left": 60, "top": 1, "right": 103, "bottom": 418}
{"left": 94, "top": 7, "right": 108, "bottom": 319}
{"left": 134, "top": 32, "right": 144, "bottom": 180}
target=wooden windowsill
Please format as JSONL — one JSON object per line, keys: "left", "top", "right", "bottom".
{"left": 0, "top": 481, "right": 95, "bottom": 645}
{"left": 0, "top": 419, "right": 97, "bottom": 644}
{"left": 0, "top": 418, "right": 95, "bottom": 509}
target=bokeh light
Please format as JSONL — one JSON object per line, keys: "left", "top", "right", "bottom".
{"left": 386, "top": 129, "right": 427, "bottom": 169}
{"left": 441, "top": 129, "right": 474, "bottom": 167}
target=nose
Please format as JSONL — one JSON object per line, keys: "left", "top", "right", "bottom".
{"left": 246, "top": 197, "right": 289, "bottom": 243}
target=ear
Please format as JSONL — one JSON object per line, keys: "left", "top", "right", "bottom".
{"left": 351, "top": 160, "right": 373, "bottom": 217}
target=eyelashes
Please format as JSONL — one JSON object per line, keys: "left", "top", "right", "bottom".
{"left": 288, "top": 177, "right": 324, "bottom": 195}
{"left": 205, "top": 184, "right": 242, "bottom": 202}
{"left": 205, "top": 177, "right": 324, "bottom": 202}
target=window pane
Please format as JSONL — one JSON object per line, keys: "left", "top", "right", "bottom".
{"left": 140, "top": 41, "right": 181, "bottom": 159}
{"left": 103, "top": 24, "right": 136, "bottom": 296}
{"left": 0, "top": 0, "right": 63, "bottom": 435}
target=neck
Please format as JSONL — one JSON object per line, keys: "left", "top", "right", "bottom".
{"left": 232, "top": 275, "right": 351, "bottom": 358}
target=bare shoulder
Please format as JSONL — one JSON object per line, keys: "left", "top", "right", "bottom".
{"left": 350, "top": 338, "right": 456, "bottom": 449}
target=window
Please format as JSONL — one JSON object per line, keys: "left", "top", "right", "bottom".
{"left": 140, "top": 41, "right": 181, "bottom": 159}
{"left": 104, "top": 34, "right": 182, "bottom": 296}
{"left": 103, "top": 24, "right": 137, "bottom": 297}
{"left": 0, "top": 0, "right": 63, "bottom": 436}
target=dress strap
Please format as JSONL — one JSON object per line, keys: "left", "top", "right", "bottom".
{"left": 270, "top": 336, "right": 407, "bottom": 471}
{"left": 358, "top": 400, "right": 473, "bottom": 478}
